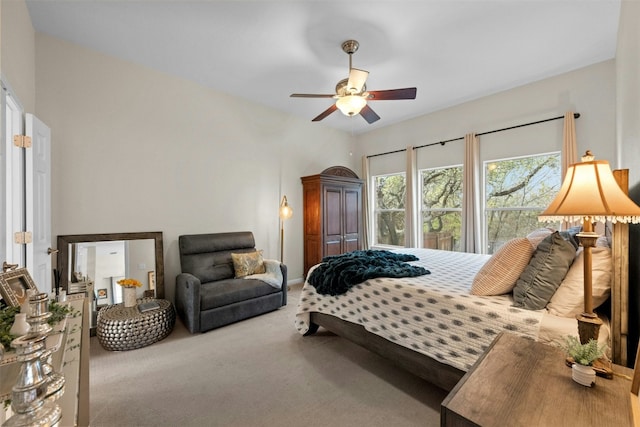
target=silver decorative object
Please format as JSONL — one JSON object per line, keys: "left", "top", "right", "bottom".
{"left": 3, "top": 292, "right": 63, "bottom": 427}
{"left": 97, "top": 298, "right": 175, "bottom": 351}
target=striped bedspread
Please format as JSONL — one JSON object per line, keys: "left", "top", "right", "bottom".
{"left": 296, "top": 248, "right": 545, "bottom": 372}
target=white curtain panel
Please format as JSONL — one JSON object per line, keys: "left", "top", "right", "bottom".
{"left": 462, "top": 133, "right": 481, "bottom": 253}
{"left": 562, "top": 111, "right": 578, "bottom": 177}
{"left": 361, "top": 155, "right": 371, "bottom": 249}
{"left": 405, "top": 146, "right": 419, "bottom": 248}
{"left": 562, "top": 111, "right": 579, "bottom": 229}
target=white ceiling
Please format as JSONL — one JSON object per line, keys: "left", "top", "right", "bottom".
{"left": 25, "top": 0, "right": 621, "bottom": 135}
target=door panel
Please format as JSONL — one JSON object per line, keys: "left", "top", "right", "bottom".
{"left": 324, "top": 187, "right": 342, "bottom": 238}
{"left": 4, "top": 89, "right": 25, "bottom": 266}
{"left": 344, "top": 187, "right": 362, "bottom": 252}
{"left": 26, "top": 114, "right": 52, "bottom": 293}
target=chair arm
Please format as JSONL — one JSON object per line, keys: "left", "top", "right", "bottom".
{"left": 176, "top": 272, "right": 201, "bottom": 333}
{"left": 280, "top": 263, "right": 288, "bottom": 306}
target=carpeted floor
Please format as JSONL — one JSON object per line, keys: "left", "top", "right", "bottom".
{"left": 89, "top": 288, "right": 447, "bottom": 426}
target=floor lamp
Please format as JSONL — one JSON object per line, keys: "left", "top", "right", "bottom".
{"left": 279, "top": 196, "right": 293, "bottom": 263}
{"left": 539, "top": 151, "right": 640, "bottom": 344}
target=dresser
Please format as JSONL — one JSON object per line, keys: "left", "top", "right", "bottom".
{"left": 301, "top": 166, "right": 363, "bottom": 275}
{"left": 0, "top": 294, "right": 89, "bottom": 426}
{"left": 441, "top": 332, "right": 634, "bottom": 426}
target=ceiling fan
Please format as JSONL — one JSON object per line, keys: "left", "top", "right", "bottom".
{"left": 290, "top": 40, "right": 417, "bottom": 124}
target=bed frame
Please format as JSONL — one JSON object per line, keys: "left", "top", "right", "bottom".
{"left": 305, "top": 169, "right": 631, "bottom": 392}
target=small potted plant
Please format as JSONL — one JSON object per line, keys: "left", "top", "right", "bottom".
{"left": 563, "top": 335, "right": 606, "bottom": 387}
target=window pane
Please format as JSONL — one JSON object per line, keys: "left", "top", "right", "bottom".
{"left": 376, "top": 211, "right": 405, "bottom": 246}
{"left": 375, "top": 175, "right": 406, "bottom": 209}
{"left": 485, "top": 210, "right": 560, "bottom": 253}
{"left": 421, "top": 166, "right": 462, "bottom": 251}
{"left": 374, "top": 173, "right": 406, "bottom": 247}
{"left": 485, "top": 153, "right": 561, "bottom": 254}
{"left": 422, "top": 167, "right": 462, "bottom": 209}
{"left": 422, "top": 211, "right": 461, "bottom": 251}
{"left": 486, "top": 154, "right": 560, "bottom": 209}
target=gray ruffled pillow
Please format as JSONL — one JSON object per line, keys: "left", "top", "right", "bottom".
{"left": 513, "top": 231, "right": 576, "bottom": 310}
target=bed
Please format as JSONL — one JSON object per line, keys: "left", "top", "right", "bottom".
{"left": 296, "top": 187, "right": 630, "bottom": 392}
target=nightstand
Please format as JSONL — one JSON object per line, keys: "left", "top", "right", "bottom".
{"left": 441, "top": 332, "right": 634, "bottom": 426}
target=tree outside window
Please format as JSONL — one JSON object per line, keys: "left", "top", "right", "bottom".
{"left": 485, "top": 152, "right": 562, "bottom": 254}
{"left": 374, "top": 174, "right": 405, "bottom": 246}
{"left": 421, "top": 166, "right": 462, "bottom": 251}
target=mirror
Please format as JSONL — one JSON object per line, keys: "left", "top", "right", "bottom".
{"left": 56, "top": 232, "right": 164, "bottom": 330}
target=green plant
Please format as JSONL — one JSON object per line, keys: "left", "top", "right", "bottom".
{"left": 0, "top": 304, "right": 21, "bottom": 351}
{"left": 0, "top": 300, "right": 74, "bottom": 350}
{"left": 563, "top": 336, "right": 606, "bottom": 366}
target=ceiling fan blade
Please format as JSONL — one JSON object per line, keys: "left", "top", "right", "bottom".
{"left": 347, "top": 68, "right": 369, "bottom": 93}
{"left": 359, "top": 104, "right": 380, "bottom": 124}
{"left": 367, "top": 87, "right": 417, "bottom": 100}
{"left": 312, "top": 104, "right": 338, "bottom": 122}
{"left": 290, "top": 93, "right": 336, "bottom": 98}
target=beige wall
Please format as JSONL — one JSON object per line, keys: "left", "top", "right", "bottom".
{"left": 616, "top": 0, "right": 640, "bottom": 184}
{"left": 616, "top": 0, "right": 640, "bottom": 363}
{"left": 34, "top": 34, "right": 356, "bottom": 300}
{"left": 354, "top": 60, "right": 617, "bottom": 166}
{"left": 0, "top": 0, "right": 35, "bottom": 112}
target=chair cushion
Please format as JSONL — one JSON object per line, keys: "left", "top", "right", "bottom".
{"left": 179, "top": 232, "right": 256, "bottom": 282}
{"left": 200, "top": 278, "right": 279, "bottom": 310}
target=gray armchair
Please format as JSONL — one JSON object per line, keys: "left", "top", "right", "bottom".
{"left": 175, "top": 231, "right": 287, "bottom": 333}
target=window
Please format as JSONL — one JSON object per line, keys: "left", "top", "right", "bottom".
{"left": 420, "top": 166, "right": 462, "bottom": 251}
{"left": 373, "top": 173, "right": 405, "bottom": 247}
{"left": 484, "top": 152, "right": 561, "bottom": 254}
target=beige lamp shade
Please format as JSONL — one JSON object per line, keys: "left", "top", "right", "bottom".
{"left": 539, "top": 154, "right": 640, "bottom": 224}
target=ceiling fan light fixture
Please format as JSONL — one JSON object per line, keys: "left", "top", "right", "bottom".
{"left": 336, "top": 95, "right": 366, "bottom": 116}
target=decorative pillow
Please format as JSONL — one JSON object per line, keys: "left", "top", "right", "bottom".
{"left": 525, "top": 227, "right": 554, "bottom": 249}
{"left": 547, "top": 247, "right": 612, "bottom": 317}
{"left": 231, "top": 250, "right": 265, "bottom": 278}
{"left": 513, "top": 232, "right": 577, "bottom": 310}
{"left": 471, "top": 238, "right": 534, "bottom": 296}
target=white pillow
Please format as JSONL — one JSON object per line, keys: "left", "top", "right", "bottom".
{"left": 471, "top": 238, "right": 534, "bottom": 296}
{"left": 546, "top": 247, "right": 612, "bottom": 317}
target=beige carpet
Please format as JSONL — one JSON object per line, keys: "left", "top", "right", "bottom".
{"left": 89, "top": 288, "right": 447, "bottom": 426}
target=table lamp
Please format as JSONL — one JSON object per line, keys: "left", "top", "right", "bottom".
{"left": 279, "top": 196, "right": 293, "bottom": 262}
{"left": 539, "top": 151, "right": 640, "bottom": 344}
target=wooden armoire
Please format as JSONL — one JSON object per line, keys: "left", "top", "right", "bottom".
{"left": 301, "top": 166, "right": 363, "bottom": 275}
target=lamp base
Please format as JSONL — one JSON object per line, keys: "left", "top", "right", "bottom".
{"left": 576, "top": 313, "right": 603, "bottom": 344}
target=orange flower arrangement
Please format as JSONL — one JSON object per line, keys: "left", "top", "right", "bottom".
{"left": 116, "top": 278, "right": 143, "bottom": 288}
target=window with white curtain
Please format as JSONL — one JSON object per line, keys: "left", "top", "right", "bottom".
{"left": 420, "top": 165, "right": 463, "bottom": 251}
{"left": 484, "top": 152, "right": 562, "bottom": 254}
{"left": 373, "top": 173, "right": 406, "bottom": 247}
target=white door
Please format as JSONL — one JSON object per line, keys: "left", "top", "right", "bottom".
{"left": 26, "top": 114, "right": 52, "bottom": 293}
{"left": 2, "top": 86, "right": 26, "bottom": 267}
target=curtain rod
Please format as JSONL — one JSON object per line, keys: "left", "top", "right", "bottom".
{"left": 367, "top": 112, "right": 580, "bottom": 159}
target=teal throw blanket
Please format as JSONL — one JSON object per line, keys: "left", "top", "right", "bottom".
{"left": 308, "top": 250, "right": 430, "bottom": 296}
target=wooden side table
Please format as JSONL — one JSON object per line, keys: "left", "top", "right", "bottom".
{"left": 441, "top": 332, "right": 634, "bottom": 427}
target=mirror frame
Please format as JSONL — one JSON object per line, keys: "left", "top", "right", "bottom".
{"left": 56, "top": 232, "right": 164, "bottom": 299}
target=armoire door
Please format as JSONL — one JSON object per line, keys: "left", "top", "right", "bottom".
{"left": 343, "top": 186, "right": 361, "bottom": 253}
{"left": 323, "top": 185, "right": 343, "bottom": 256}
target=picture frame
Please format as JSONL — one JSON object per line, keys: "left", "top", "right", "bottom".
{"left": 148, "top": 271, "right": 156, "bottom": 291}
{"left": 97, "top": 288, "right": 108, "bottom": 300}
{"left": 0, "top": 268, "right": 39, "bottom": 307}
